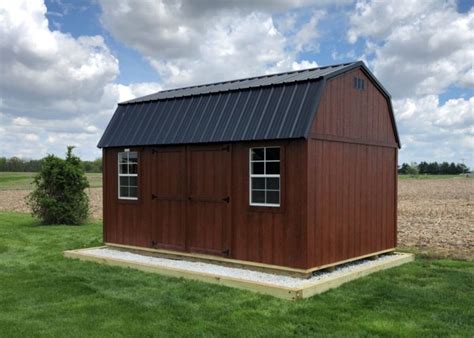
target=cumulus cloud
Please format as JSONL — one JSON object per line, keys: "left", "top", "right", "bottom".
{"left": 395, "top": 96, "right": 474, "bottom": 165}
{"left": 0, "top": 1, "right": 119, "bottom": 118}
{"left": 2, "top": 0, "right": 471, "bottom": 169}
{"left": 2, "top": 0, "right": 328, "bottom": 160}
{"left": 0, "top": 0, "right": 160, "bottom": 159}
{"left": 0, "top": 81, "right": 162, "bottom": 160}
{"left": 348, "top": 0, "right": 474, "bottom": 98}
{"left": 98, "top": 0, "right": 330, "bottom": 87}
{"left": 12, "top": 117, "right": 32, "bottom": 126}
{"left": 347, "top": 0, "right": 474, "bottom": 166}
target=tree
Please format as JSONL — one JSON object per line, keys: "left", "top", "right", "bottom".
{"left": 448, "top": 162, "right": 457, "bottom": 175}
{"left": 91, "top": 158, "right": 102, "bottom": 172}
{"left": 439, "top": 162, "right": 450, "bottom": 175}
{"left": 398, "top": 163, "right": 410, "bottom": 174}
{"left": 7, "top": 157, "right": 23, "bottom": 171}
{"left": 418, "top": 161, "right": 429, "bottom": 174}
{"left": 81, "top": 158, "right": 102, "bottom": 173}
{"left": 426, "top": 162, "right": 439, "bottom": 175}
{"left": 456, "top": 163, "right": 469, "bottom": 174}
{"left": 27, "top": 146, "right": 89, "bottom": 225}
{"left": 0, "top": 157, "right": 6, "bottom": 171}
{"left": 406, "top": 163, "right": 419, "bottom": 176}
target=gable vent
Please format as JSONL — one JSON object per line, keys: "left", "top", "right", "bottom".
{"left": 354, "top": 77, "right": 365, "bottom": 90}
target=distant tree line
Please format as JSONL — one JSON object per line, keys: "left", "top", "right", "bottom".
{"left": 398, "top": 161, "right": 470, "bottom": 175}
{"left": 0, "top": 156, "right": 102, "bottom": 173}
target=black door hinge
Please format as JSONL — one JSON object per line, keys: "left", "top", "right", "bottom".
{"left": 151, "top": 240, "right": 157, "bottom": 247}
{"left": 222, "top": 196, "right": 230, "bottom": 203}
{"left": 222, "top": 145, "right": 230, "bottom": 152}
{"left": 222, "top": 249, "right": 230, "bottom": 256}
{"left": 152, "top": 193, "right": 157, "bottom": 200}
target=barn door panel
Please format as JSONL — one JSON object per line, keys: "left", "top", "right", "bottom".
{"left": 186, "top": 145, "right": 231, "bottom": 256}
{"left": 151, "top": 147, "right": 186, "bottom": 250}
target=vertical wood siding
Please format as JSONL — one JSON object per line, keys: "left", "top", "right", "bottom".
{"left": 311, "top": 68, "right": 397, "bottom": 146}
{"left": 307, "top": 140, "right": 397, "bottom": 267}
{"left": 307, "top": 68, "right": 398, "bottom": 267}
{"left": 103, "top": 139, "right": 308, "bottom": 269}
{"left": 151, "top": 147, "right": 186, "bottom": 251}
{"left": 230, "top": 140, "right": 308, "bottom": 268}
{"left": 186, "top": 145, "right": 231, "bottom": 256}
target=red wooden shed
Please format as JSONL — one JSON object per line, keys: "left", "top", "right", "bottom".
{"left": 98, "top": 61, "right": 400, "bottom": 273}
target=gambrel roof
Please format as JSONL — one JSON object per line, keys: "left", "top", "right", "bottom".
{"left": 98, "top": 61, "right": 400, "bottom": 148}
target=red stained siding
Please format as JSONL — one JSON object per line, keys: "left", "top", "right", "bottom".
{"left": 230, "top": 140, "right": 308, "bottom": 269}
{"left": 103, "top": 140, "right": 308, "bottom": 269}
{"left": 151, "top": 147, "right": 186, "bottom": 251}
{"left": 311, "top": 68, "right": 397, "bottom": 146}
{"left": 307, "top": 68, "right": 398, "bottom": 267}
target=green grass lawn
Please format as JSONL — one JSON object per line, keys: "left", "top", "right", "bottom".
{"left": 0, "top": 212, "right": 473, "bottom": 337}
{"left": 1, "top": 172, "right": 469, "bottom": 191}
{"left": 0, "top": 172, "right": 102, "bottom": 190}
{"left": 398, "top": 174, "right": 471, "bottom": 180}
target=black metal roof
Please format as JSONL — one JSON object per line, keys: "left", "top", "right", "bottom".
{"left": 98, "top": 61, "right": 400, "bottom": 148}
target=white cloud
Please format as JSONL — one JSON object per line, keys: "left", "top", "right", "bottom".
{"left": 0, "top": 1, "right": 120, "bottom": 118}
{"left": 347, "top": 0, "right": 474, "bottom": 167}
{"left": 12, "top": 117, "right": 32, "bottom": 126}
{"left": 0, "top": 0, "right": 160, "bottom": 160}
{"left": 113, "top": 83, "right": 163, "bottom": 103}
{"left": 0, "top": 0, "right": 339, "bottom": 162}
{"left": 99, "top": 0, "right": 328, "bottom": 87}
{"left": 25, "top": 134, "right": 40, "bottom": 142}
{"left": 347, "top": 1, "right": 440, "bottom": 44}
{"left": 348, "top": 0, "right": 474, "bottom": 98}
{"left": 292, "top": 10, "right": 325, "bottom": 53}
{"left": 3, "top": 0, "right": 470, "bottom": 170}
{"left": 396, "top": 96, "right": 474, "bottom": 166}
{"left": 0, "top": 82, "right": 162, "bottom": 160}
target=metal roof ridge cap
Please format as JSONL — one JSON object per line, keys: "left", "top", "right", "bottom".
{"left": 118, "top": 77, "right": 327, "bottom": 105}
{"left": 319, "top": 61, "right": 362, "bottom": 79}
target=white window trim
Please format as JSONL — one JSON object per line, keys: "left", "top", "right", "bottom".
{"left": 118, "top": 151, "right": 138, "bottom": 200}
{"left": 249, "top": 147, "right": 281, "bottom": 207}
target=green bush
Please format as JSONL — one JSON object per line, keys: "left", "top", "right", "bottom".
{"left": 27, "top": 146, "right": 89, "bottom": 225}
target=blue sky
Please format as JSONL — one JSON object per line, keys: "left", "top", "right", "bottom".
{"left": 1, "top": 0, "right": 473, "bottom": 167}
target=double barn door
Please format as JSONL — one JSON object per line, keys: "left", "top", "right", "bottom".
{"left": 150, "top": 145, "right": 231, "bottom": 256}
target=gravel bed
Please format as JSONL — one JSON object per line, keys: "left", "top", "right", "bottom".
{"left": 81, "top": 247, "right": 404, "bottom": 288}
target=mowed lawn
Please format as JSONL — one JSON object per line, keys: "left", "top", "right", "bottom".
{"left": 1, "top": 171, "right": 468, "bottom": 190}
{"left": 0, "top": 213, "right": 473, "bottom": 336}
{"left": 0, "top": 172, "right": 102, "bottom": 190}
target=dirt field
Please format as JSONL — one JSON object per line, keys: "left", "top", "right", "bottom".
{"left": 0, "top": 178, "right": 472, "bottom": 259}
{"left": 397, "top": 178, "right": 473, "bottom": 259}
{"left": 0, "top": 188, "right": 103, "bottom": 220}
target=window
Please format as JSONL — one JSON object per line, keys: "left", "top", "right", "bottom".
{"left": 118, "top": 151, "right": 138, "bottom": 200}
{"left": 249, "top": 147, "right": 280, "bottom": 207}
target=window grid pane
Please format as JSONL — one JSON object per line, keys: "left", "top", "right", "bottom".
{"left": 250, "top": 147, "right": 280, "bottom": 206}
{"left": 118, "top": 152, "right": 138, "bottom": 199}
